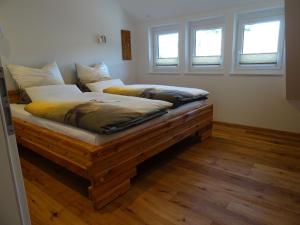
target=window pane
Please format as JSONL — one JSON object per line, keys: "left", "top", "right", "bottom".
{"left": 158, "top": 33, "right": 178, "bottom": 59}
{"left": 240, "top": 53, "right": 278, "bottom": 64}
{"left": 156, "top": 58, "right": 178, "bottom": 66}
{"left": 195, "top": 28, "right": 222, "bottom": 57}
{"left": 243, "top": 21, "right": 280, "bottom": 54}
{"left": 192, "top": 56, "right": 221, "bottom": 66}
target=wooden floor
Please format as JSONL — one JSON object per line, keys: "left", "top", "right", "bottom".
{"left": 20, "top": 123, "right": 300, "bottom": 225}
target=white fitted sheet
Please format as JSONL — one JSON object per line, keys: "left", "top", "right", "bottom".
{"left": 126, "top": 84, "right": 209, "bottom": 97}
{"left": 10, "top": 100, "right": 207, "bottom": 145}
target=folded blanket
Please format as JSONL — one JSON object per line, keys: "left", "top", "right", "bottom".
{"left": 103, "top": 85, "right": 208, "bottom": 108}
{"left": 24, "top": 99, "right": 172, "bottom": 134}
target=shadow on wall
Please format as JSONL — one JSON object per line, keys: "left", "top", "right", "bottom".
{"left": 0, "top": 27, "right": 11, "bottom": 61}
{"left": 0, "top": 27, "right": 13, "bottom": 88}
{"left": 288, "top": 100, "right": 300, "bottom": 112}
{"left": 60, "top": 64, "right": 78, "bottom": 84}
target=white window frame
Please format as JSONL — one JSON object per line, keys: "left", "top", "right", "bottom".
{"left": 188, "top": 17, "right": 225, "bottom": 73}
{"left": 149, "top": 24, "right": 180, "bottom": 73}
{"left": 233, "top": 8, "right": 285, "bottom": 75}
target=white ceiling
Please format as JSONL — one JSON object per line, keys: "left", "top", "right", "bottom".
{"left": 117, "top": 0, "right": 279, "bottom": 21}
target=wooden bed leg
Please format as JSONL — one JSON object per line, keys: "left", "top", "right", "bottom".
{"left": 200, "top": 128, "right": 212, "bottom": 141}
{"left": 88, "top": 167, "right": 136, "bottom": 210}
{"left": 195, "top": 124, "right": 213, "bottom": 142}
{"left": 91, "top": 179, "right": 131, "bottom": 210}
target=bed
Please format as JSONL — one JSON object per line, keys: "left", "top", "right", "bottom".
{"left": 9, "top": 90, "right": 213, "bottom": 209}
{"left": 85, "top": 80, "right": 209, "bottom": 108}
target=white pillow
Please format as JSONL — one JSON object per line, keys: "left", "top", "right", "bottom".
{"left": 25, "top": 84, "right": 84, "bottom": 102}
{"left": 7, "top": 62, "right": 65, "bottom": 89}
{"left": 76, "top": 62, "right": 111, "bottom": 84}
{"left": 86, "top": 79, "right": 125, "bottom": 92}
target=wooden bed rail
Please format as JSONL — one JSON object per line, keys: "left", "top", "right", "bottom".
{"left": 8, "top": 90, "right": 20, "bottom": 104}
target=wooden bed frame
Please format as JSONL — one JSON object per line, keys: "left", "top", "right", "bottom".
{"left": 9, "top": 90, "right": 213, "bottom": 209}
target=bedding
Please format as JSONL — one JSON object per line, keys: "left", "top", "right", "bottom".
{"left": 11, "top": 99, "right": 207, "bottom": 145}
{"left": 7, "top": 62, "right": 65, "bottom": 89}
{"left": 103, "top": 84, "right": 209, "bottom": 108}
{"left": 24, "top": 96, "right": 172, "bottom": 135}
{"left": 76, "top": 81, "right": 91, "bottom": 92}
{"left": 76, "top": 62, "right": 111, "bottom": 84}
{"left": 7, "top": 62, "right": 65, "bottom": 104}
{"left": 25, "top": 84, "right": 84, "bottom": 102}
{"left": 85, "top": 79, "right": 125, "bottom": 93}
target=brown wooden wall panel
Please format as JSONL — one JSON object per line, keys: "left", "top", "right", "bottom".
{"left": 285, "top": 0, "right": 300, "bottom": 99}
{"left": 121, "top": 30, "right": 132, "bottom": 60}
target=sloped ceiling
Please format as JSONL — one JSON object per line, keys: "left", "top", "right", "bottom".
{"left": 117, "top": 0, "right": 281, "bottom": 21}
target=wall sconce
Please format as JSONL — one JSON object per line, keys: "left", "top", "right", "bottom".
{"left": 96, "top": 35, "right": 107, "bottom": 44}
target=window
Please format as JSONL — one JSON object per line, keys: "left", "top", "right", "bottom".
{"left": 235, "top": 8, "right": 284, "bottom": 72}
{"left": 156, "top": 33, "right": 179, "bottom": 66}
{"left": 150, "top": 25, "right": 180, "bottom": 72}
{"left": 189, "top": 17, "right": 225, "bottom": 71}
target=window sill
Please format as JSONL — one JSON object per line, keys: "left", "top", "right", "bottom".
{"left": 184, "top": 72, "right": 224, "bottom": 76}
{"left": 230, "top": 72, "right": 284, "bottom": 76}
{"left": 148, "top": 72, "right": 181, "bottom": 75}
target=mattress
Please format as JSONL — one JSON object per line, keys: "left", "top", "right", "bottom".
{"left": 126, "top": 84, "right": 209, "bottom": 96}
{"left": 86, "top": 82, "right": 209, "bottom": 97}
{"left": 10, "top": 100, "right": 207, "bottom": 145}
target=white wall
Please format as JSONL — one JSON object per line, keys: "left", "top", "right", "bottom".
{"left": 1, "top": 0, "right": 299, "bottom": 133}
{"left": 0, "top": 0, "right": 137, "bottom": 90}
{"left": 135, "top": 1, "right": 300, "bottom": 133}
